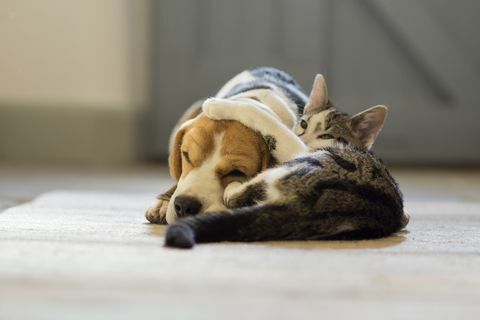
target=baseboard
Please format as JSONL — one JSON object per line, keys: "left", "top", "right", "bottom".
{"left": 0, "top": 103, "right": 142, "bottom": 165}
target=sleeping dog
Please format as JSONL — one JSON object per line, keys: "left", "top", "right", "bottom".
{"left": 146, "top": 67, "right": 308, "bottom": 224}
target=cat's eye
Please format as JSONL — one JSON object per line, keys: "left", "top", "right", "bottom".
{"left": 300, "top": 119, "right": 308, "bottom": 129}
{"left": 317, "top": 134, "right": 334, "bottom": 140}
{"left": 182, "top": 151, "right": 192, "bottom": 164}
{"left": 337, "top": 137, "right": 348, "bottom": 144}
{"left": 225, "top": 169, "right": 246, "bottom": 178}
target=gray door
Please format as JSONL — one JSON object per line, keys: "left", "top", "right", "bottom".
{"left": 150, "top": 0, "right": 480, "bottom": 165}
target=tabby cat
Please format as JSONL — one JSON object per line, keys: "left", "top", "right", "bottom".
{"left": 165, "top": 74, "right": 409, "bottom": 248}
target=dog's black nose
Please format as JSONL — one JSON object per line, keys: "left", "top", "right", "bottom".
{"left": 174, "top": 196, "right": 202, "bottom": 217}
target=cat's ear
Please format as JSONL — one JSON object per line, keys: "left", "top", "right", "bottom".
{"left": 304, "top": 74, "right": 329, "bottom": 113}
{"left": 350, "top": 105, "right": 388, "bottom": 149}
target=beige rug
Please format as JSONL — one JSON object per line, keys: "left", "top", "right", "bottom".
{"left": 1, "top": 190, "right": 479, "bottom": 320}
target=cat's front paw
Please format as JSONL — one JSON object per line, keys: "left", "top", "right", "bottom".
{"left": 145, "top": 197, "right": 169, "bottom": 224}
{"left": 223, "top": 181, "right": 243, "bottom": 208}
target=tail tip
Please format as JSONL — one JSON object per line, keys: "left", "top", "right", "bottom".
{"left": 401, "top": 211, "right": 411, "bottom": 228}
{"left": 165, "top": 223, "right": 195, "bottom": 249}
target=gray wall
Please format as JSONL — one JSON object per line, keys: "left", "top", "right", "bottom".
{"left": 151, "top": 0, "right": 480, "bottom": 165}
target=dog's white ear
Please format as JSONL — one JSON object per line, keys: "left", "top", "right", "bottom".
{"left": 168, "top": 126, "right": 187, "bottom": 181}
{"left": 351, "top": 105, "right": 388, "bottom": 149}
{"left": 304, "top": 74, "right": 329, "bottom": 113}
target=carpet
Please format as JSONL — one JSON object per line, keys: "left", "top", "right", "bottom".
{"left": 1, "top": 190, "right": 479, "bottom": 320}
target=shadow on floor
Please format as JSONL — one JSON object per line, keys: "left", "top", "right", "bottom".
{"left": 146, "top": 222, "right": 407, "bottom": 250}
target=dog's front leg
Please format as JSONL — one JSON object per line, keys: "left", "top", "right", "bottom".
{"left": 145, "top": 185, "right": 177, "bottom": 224}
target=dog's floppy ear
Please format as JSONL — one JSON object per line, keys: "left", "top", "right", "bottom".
{"left": 260, "top": 143, "right": 271, "bottom": 171}
{"left": 304, "top": 74, "right": 329, "bottom": 113}
{"left": 168, "top": 126, "right": 187, "bottom": 181}
{"left": 259, "top": 136, "right": 276, "bottom": 171}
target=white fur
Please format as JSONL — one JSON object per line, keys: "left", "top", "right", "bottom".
{"left": 215, "top": 71, "right": 256, "bottom": 98}
{"left": 262, "top": 167, "right": 291, "bottom": 204}
{"left": 261, "top": 151, "right": 329, "bottom": 204}
{"left": 224, "top": 166, "right": 292, "bottom": 207}
{"left": 223, "top": 181, "right": 244, "bottom": 206}
{"left": 260, "top": 151, "right": 327, "bottom": 203}
{"left": 166, "top": 134, "right": 227, "bottom": 223}
{"left": 297, "top": 110, "right": 334, "bottom": 149}
{"left": 227, "top": 88, "right": 298, "bottom": 128}
{"left": 203, "top": 98, "right": 308, "bottom": 163}
{"left": 215, "top": 69, "right": 299, "bottom": 130}
{"left": 305, "top": 138, "right": 336, "bottom": 151}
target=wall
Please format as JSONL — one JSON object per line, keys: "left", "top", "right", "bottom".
{"left": 0, "top": 0, "right": 153, "bottom": 164}
{"left": 151, "top": 0, "right": 480, "bottom": 165}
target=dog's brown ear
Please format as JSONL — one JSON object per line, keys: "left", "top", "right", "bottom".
{"left": 168, "top": 126, "right": 187, "bottom": 181}
{"left": 261, "top": 151, "right": 270, "bottom": 172}
{"left": 259, "top": 139, "right": 274, "bottom": 171}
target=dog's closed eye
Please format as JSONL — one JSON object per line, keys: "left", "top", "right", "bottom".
{"left": 220, "top": 169, "right": 247, "bottom": 187}
{"left": 182, "top": 151, "right": 192, "bottom": 164}
{"left": 224, "top": 169, "right": 246, "bottom": 178}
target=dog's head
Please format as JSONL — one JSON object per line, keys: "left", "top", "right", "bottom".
{"left": 166, "top": 114, "right": 272, "bottom": 223}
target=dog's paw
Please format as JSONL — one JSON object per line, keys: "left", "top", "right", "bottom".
{"left": 145, "top": 198, "right": 169, "bottom": 224}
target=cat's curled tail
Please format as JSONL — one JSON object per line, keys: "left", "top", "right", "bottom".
{"left": 164, "top": 204, "right": 408, "bottom": 249}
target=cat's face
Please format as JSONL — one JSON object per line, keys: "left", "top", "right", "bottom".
{"left": 297, "top": 74, "right": 387, "bottom": 150}
{"left": 295, "top": 108, "right": 355, "bottom": 149}
{"left": 295, "top": 107, "right": 387, "bottom": 150}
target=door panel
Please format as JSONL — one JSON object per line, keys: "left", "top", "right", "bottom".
{"left": 151, "top": 0, "right": 480, "bottom": 164}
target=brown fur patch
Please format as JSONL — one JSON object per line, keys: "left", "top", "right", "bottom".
{"left": 219, "top": 121, "right": 271, "bottom": 187}
{"left": 170, "top": 115, "right": 272, "bottom": 186}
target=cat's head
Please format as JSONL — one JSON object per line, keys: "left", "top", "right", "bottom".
{"left": 294, "top": 74, "right": 387, "bottom": 150}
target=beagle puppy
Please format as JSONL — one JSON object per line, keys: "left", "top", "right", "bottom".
{"left": 146, "top": 67, "right": 308, "bottom": 224}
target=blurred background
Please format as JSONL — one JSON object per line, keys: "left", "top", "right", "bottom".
{"left": 1, "top": 0, "right": 479, "bottom": 167}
